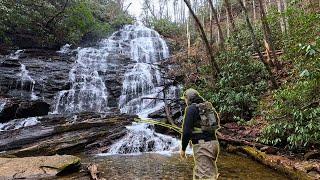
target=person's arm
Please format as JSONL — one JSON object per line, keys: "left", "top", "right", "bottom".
{"left": 181, "top": 106, "right": 195, "bottom": 151}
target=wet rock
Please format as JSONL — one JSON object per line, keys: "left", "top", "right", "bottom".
{"left": 0, "top": 99, "right": 50, "bottom": 123}
{"left": 0, "top": 112, "right": 137, "bottom": 156}
{"left": 0, "top": 155, "right": 80, "bottom": 179}
{"left": 260, "top": 146, "right": 278, "bottom": 155}
{"left": 0, "top": 59, "right": 21, "bottom": 67}
{"left": 304, "top": 150, "right": 320, "bottom": 160}
{"left": 0, "top": 49, "right": 75, "bottom": 105}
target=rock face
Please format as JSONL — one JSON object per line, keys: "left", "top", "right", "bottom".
{"left": 0, "top": 98, "right": 50, "bottom": 123}
{"left": 0, "top": 155, "right": 80, "bottom": 179}
{"left": 0, "top": 112, "right": 137, "bottom": 157}
{"left": 0, "top": 51, "right": 73, "bottom": 103}
{"left": 0, "top": 48, "right": 131, "bottom": 114}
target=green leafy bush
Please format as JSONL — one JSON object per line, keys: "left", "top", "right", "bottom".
{"left": 260, "top": 7, "right": 320, "bottom": 150}
{"left": 212, "top": 50, "right": 268, "bottom": 122}
{"left": 260, "top": 78, "right": 320, "bottom": 149}
{"left": 187, "top": 49, "right": 269, "bottom": 123}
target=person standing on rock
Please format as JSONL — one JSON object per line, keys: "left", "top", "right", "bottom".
{"left": 180, "top": 88, "right": 220, "bottom": 180}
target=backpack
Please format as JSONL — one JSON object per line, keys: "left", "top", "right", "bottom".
{"left": 195, "top": 101, "right": 220, "bottom": 133}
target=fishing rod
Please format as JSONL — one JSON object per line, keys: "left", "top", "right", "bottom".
{"left": 134, "top": 108, "right": 221, "bottom": 134}
{"left": 134, "top": 118, "right": 182, "bottom": 134}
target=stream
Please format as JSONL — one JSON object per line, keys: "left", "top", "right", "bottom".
{"left": 62, "top": 152, "right": 288, "bottom": 179}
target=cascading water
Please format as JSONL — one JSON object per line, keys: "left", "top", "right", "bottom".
{"left": 106, "top": 123, "right": 180, "bottom": 155}
{"left": 0, "top": 100, "right": 6, "bottom": 113}
{"left": 18, "top": 64, "right": 38, "bottom": 100}
{"left": 8, "top": 50, "right": 24, "bottom": 60}
{"left": 53, "top": 24, "right": 182, "bottom": 155}
{"left": 0, "top": 117, "right": 39, "bottom": 131}
{"left": 52, "top": 46, "right": 109, "bottom": 114}
{"left": 118, "top": 25, "right": 171, "bottom": 115}
{"left": 106, "top": 25, "right": 181, "bottom": 155}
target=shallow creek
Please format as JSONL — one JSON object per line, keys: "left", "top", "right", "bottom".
{"left": 62, "top": 151, "right": 288, "bottom": 180}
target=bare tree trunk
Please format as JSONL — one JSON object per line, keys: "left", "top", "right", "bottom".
{"left": 258, "top": 0, "right": 281, "bottom": 70}
{"left": 162, "top": 88, "right": 175, "bottom": 126}
{"left": 183, "top": 0, "right": 221, "bottom": 78}
{"left": 224, "top": 0, "right": 243, "bottom": 50}
{"left": 226, "top": 7, "right": 230, "bottom": 38}
{"left": 209, "top": 0, "right": 225, "bottom": 49}
{"left": 277, "top": 0, "right": 286, "bottom": 34}
{"left": 283, "top": 0, "right": 289, "bottom": 32}
{"left": 210, "top": 9, "right": 214, "bottom": 44}
{"left": 253, "top": 0, "right": 256, "bottom": 21}
{"left": 224, "top": 0, "right": 236, "bottom": 31}
{"left": 238, "top": 0, "right": 278, "bottom": 89}
{"left": 187, "top": 19, "right": 191, "bottom": 57}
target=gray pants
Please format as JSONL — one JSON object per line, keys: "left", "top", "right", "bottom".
{"left": 192, "top": 140, "right": 220, "bottom": 180}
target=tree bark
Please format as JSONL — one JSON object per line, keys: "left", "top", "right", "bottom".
{"left": 224, "top": 0, "right": 236, "bottom": 31}
{"left": 224, "top": 0, "right": 242, "bottom": 50}
{"left": 258, "top": 0, "right": 281, "bottom": 70}
{"left": 277, "top": 0, "right": 286, "bottom": 34}
{"left": 183, "top": 0, "right": 220, "bottom": 78}
{"left": 209, "top": 0, "right": 225, "bottom": 49}
{"left": 253, "top": 0, "right": 256, "bottom": 21}
{"left": 238, "top": 0, "right": 278, "bottom": 89}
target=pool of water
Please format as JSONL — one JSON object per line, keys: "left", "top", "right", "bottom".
{"left": 61, "top": 151, "right": 288, "bottom": 180}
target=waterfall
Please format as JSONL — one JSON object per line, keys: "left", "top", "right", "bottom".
{"left": 106, "top": 25, "right": 182, "bottom": 155}
{"left": 18, "top": 64, "right": 38, "bottom": 100}
{"left": 53, "top": 24, "right": 176, "bottom": 115}
{"left": 118, "top": 25, "right": 171, "bottom": 115}
{"left": 53, "top": 25, "right": 182, "bottom": 154}
{"left": 52, "top": 46, "right": 110, "bottom": 114}
{"left": 57, "top": 44, "right": 72, "bottom": 54}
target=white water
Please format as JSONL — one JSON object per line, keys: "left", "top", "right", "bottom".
{"left": 0, "top": 117, "right": 39, "bottom": 131}
{"left": 18, "top": 64, "right": 38, "bottom": 100}
{"left": 57, "top": 44, "right": 72, "bottom": 54}
{"left": 105, "top": 123, "right": 180, "bottom": 155}
{"left": 8, "top": 50, "right": 23, "bottom": 60}
{"left": 0, "top": 100, "right": 6, "bottom": 113}
{"left": 118, "top": 25, "right": 172, "bottom": 114}
{"left": 52, "top": 45, "right": 110, "bottom": 114}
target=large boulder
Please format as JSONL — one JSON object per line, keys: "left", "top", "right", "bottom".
{"left": 0, "top": 155, "right": 80, "bottom": 179}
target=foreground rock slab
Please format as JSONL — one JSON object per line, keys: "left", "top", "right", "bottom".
{"left": 0, "top": 155, "right": 80, "bottom": 179}
{"left": 0, "top": 112, "right": 137, "bottom": 156}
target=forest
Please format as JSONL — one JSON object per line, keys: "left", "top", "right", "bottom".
{"left": 0, "top": 0, "right": 319, "bottom": 179}
{"left": 139, "top": 0, "right": 319, "bottom": 152}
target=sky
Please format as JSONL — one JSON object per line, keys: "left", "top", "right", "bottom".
{"left": 124, "top": 0, "right": 144, "bottom": 19}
